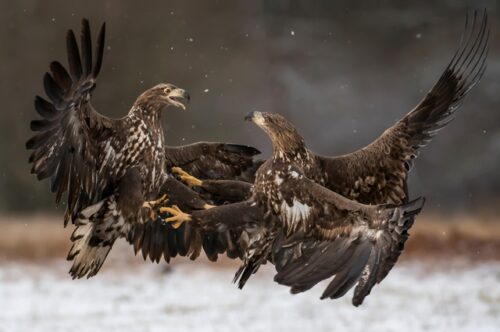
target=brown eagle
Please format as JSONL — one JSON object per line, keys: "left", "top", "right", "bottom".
{"left": 26, "top": 19, "right": 261, "bottom": 278}
{"left": 164, "top": 11, "right": 488, "bottom": 306}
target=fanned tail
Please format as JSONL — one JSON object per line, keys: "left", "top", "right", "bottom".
{"left": 67, "top": 197, "right": 124, "bottom": 279}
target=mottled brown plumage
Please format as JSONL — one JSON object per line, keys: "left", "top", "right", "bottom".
{"left": 237, "top": 111, "right": 426, "bottom": 306}
{"left": 165, "top": 142, "right": 262, "bottom": 182}
{"left": 127, "top": 159, "right": 259, "bottom": 264}
{"left": 26, "top": 19, "right": 262, "bottom": 277}
{"left": 168, "top": 11, "right": 488, "bottom": 306}
{"left": 127, "top": 141, "right": 262, "bottom": 263}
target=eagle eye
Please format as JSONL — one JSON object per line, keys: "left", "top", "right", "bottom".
{"left": 164, "top": 88, "right": 171, "bottom": 94}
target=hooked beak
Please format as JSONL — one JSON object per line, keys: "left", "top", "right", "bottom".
{"left": 244, "top": 111, "right": 265, "bottom": 125}
{"left": 168, "top": 88, "right": 190, "bottom": 110}
{"left": 244, "top": 111, "right": 255, "bottom": 122}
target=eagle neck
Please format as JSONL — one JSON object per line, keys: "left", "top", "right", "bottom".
{"left": 272, "top": 144, "right": 309, "bottom": 164}
{"left": 130, "top": 104, "right": 163, "bottom": 128}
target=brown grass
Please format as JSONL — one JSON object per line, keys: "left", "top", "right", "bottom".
{"left": 403, "top": 214, "right": 500, "bottom": 261}
{"left": 0, "top": 213, "right": 499, "bottom": 263}
{"left": 0, "top": 214, "right": 72, "bottom": 261}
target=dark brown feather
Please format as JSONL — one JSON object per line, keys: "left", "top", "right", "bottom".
{"left": 165, "top": 142, "right": 262, "bottom": 182}
{"left": 66, "top": 29, "right": 82, "bottom": 80}
{"left": 319, "top": 10, "right": 488, "bottom": 207}
{"left": 92, "top": 23, "right": 105, "bottom": 77}
{"left": 80, "top": 19, "right": 93, "bottom": 76}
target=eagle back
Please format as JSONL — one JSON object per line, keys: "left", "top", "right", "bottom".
{"left": 254, "top": 157, "right": 316, "bottom": 236}
{"left": 98, "top": 111, "right": 166, "bottom": 197}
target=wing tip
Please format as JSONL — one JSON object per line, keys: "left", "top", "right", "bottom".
{"left": 81, "top": 17, "right": 90, "bottom": 27}
{"left": 403, "top": 196, "right": 426, "bottom": 216}
{"left": 225, "top": 143, "right": 261, "bottom": 156}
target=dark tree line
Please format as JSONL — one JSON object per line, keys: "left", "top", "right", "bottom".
{"left": 0, "top": 0, "right": 498, "bottom": 214}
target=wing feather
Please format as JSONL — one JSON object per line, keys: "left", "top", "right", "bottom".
{"left": 165, "top": 142, "right": 262, "bottom": 182}
{"left": 26, "top": 19, "right": 118, "bottom": 226}
{"left": 80, "top": 19, "right": 93, "bottom": 76}
{"left": 318, "top": 10, "right": 488, "bottom": 206}
{"left": 66, "top": 28, "right": 83, "bottom": 80}
{"left": 272, "top": 174, "right": 425, "bottom": 306}
{"left": 127, "top": 178, "right": 256, "bottom": 263}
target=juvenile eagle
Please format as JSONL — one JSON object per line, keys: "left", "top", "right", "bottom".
{"left": 164, "top": 112, "right": 425, "bottom": 306}
{"left": 164, "top": 11, "right": 488, "bottom": 306}
{"left": 26, "top": 19, "right": 261, "bottom": 278}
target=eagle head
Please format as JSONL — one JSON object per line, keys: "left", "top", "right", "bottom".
{"left": 135, "top": 83, "right": 190, "bottom": 112}
{"left": 245, "top": 111, "right": 306, "bottom": 157}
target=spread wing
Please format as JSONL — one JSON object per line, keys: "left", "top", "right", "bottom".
{"left": 136, "top": 139, "right": 264, "bottom": 262}
{"left": 128, "top": 220, "right": 246, "bottom": 263}
{"left": 127, "top": 179, "right": 262, "bottom": 263}
{"left": 26, "top": 19, "right": 117, "bottom": 225}
{"left": 165, "top": 142, "right": 263, "bottom": 182}
{"left": 128, "top": 219, "right": 244, "bottom": 263}
{"left": 198, "top": 179, "right": 253, "bottom": 204}
{"left": 318, "top": 11, "right": 488, "bottom": 206}
{"left": 272, "top": 174, "right": 424, "bottom": 306}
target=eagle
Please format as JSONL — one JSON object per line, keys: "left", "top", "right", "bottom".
{"left": 162, "top": 11, "right": 488, "bottom": 306}
{"left": 26, "top": 19, "right": 261, "bottom": 278}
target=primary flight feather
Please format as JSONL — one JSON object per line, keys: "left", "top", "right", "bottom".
{"left": 165, "top": 11, "right": 488, "bottom": 306}
{"left": 26, "top": 19, "right": 262, "bottom": 278}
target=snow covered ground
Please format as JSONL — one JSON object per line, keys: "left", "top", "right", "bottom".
{"left": 1, "top": 261, "right": 499, "bottom": 332}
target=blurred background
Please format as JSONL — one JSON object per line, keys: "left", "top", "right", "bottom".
{"left": 0, "top": 1, "right": 499, "bottom": 331}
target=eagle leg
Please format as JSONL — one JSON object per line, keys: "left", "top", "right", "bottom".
{"left": 160, "top": 205, "right": 192, "bottom": 229}
{"left": 171, "top": 167, "right": 203, "bottom": 188}
{"left": 142, "top": 194, "right": 168, "bottom": 220}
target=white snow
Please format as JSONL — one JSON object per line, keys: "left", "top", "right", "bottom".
{"left": 1, "top": 261, "right": 499, "bottom": 332}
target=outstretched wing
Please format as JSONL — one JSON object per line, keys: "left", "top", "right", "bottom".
{"left": 319, "top": 11, "right": 488, "bottom": 206}
{"left": 165, "top": 142, "right": 263, "bottom": 182}
{"left": 128, "top": 217, "right": 247, "bottom": 263}
{"left": 272, "top": 173, "right": 424, "bottom": 306}
{"left": 26, "top": 19, "right": 117, "bottom": 225}
{"left": 127, "top": 179, "right": 261, "bottom": 263}
{"left": 131, "top": 140, "right": 263, "bottom": 263}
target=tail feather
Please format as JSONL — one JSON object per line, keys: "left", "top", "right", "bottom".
{"left": 352, "top": 196, "right": 426, "bottom": 306}
{"left": 274, "top": 196, "right": 425, "bottom": 306}
{"left": 233, "top": 254, "right": 266, "bottom": 289}
{"left": 67, "top": 199, "right": 121, "bottom": 279}
{"left": 233, "top": 227, "right": 277, "bottom": 289}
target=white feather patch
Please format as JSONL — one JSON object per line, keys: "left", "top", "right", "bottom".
{"left": 280, "top": 197, "right": 311, "bottom": 229}
{"left": 352, "top": 225, "right": 383, "bottom": 241}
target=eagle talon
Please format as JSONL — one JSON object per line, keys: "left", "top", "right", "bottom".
{"left": 142, "top": 194, "right": 168, "bottom": 220}
{"left": 159, "top": 205, "right": 192, "bottom": 229}
{"left": 171, "top": 167, "right": 203, "bottom": 188}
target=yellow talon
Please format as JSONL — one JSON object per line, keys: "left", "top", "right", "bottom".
{"left": 160, "top": 205, "right": 192, "bottom": 229}
{"left": 171, "top": 167, "right": 203, "bottom": 188}
{"left": 142, "top": 194, "right": 168, "bottom": 209}
{"left": 203, "top": 203, "right": 215, "bottom": 210}
{"left": 142, "top": 194, "right": 168, "bottom": 220}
